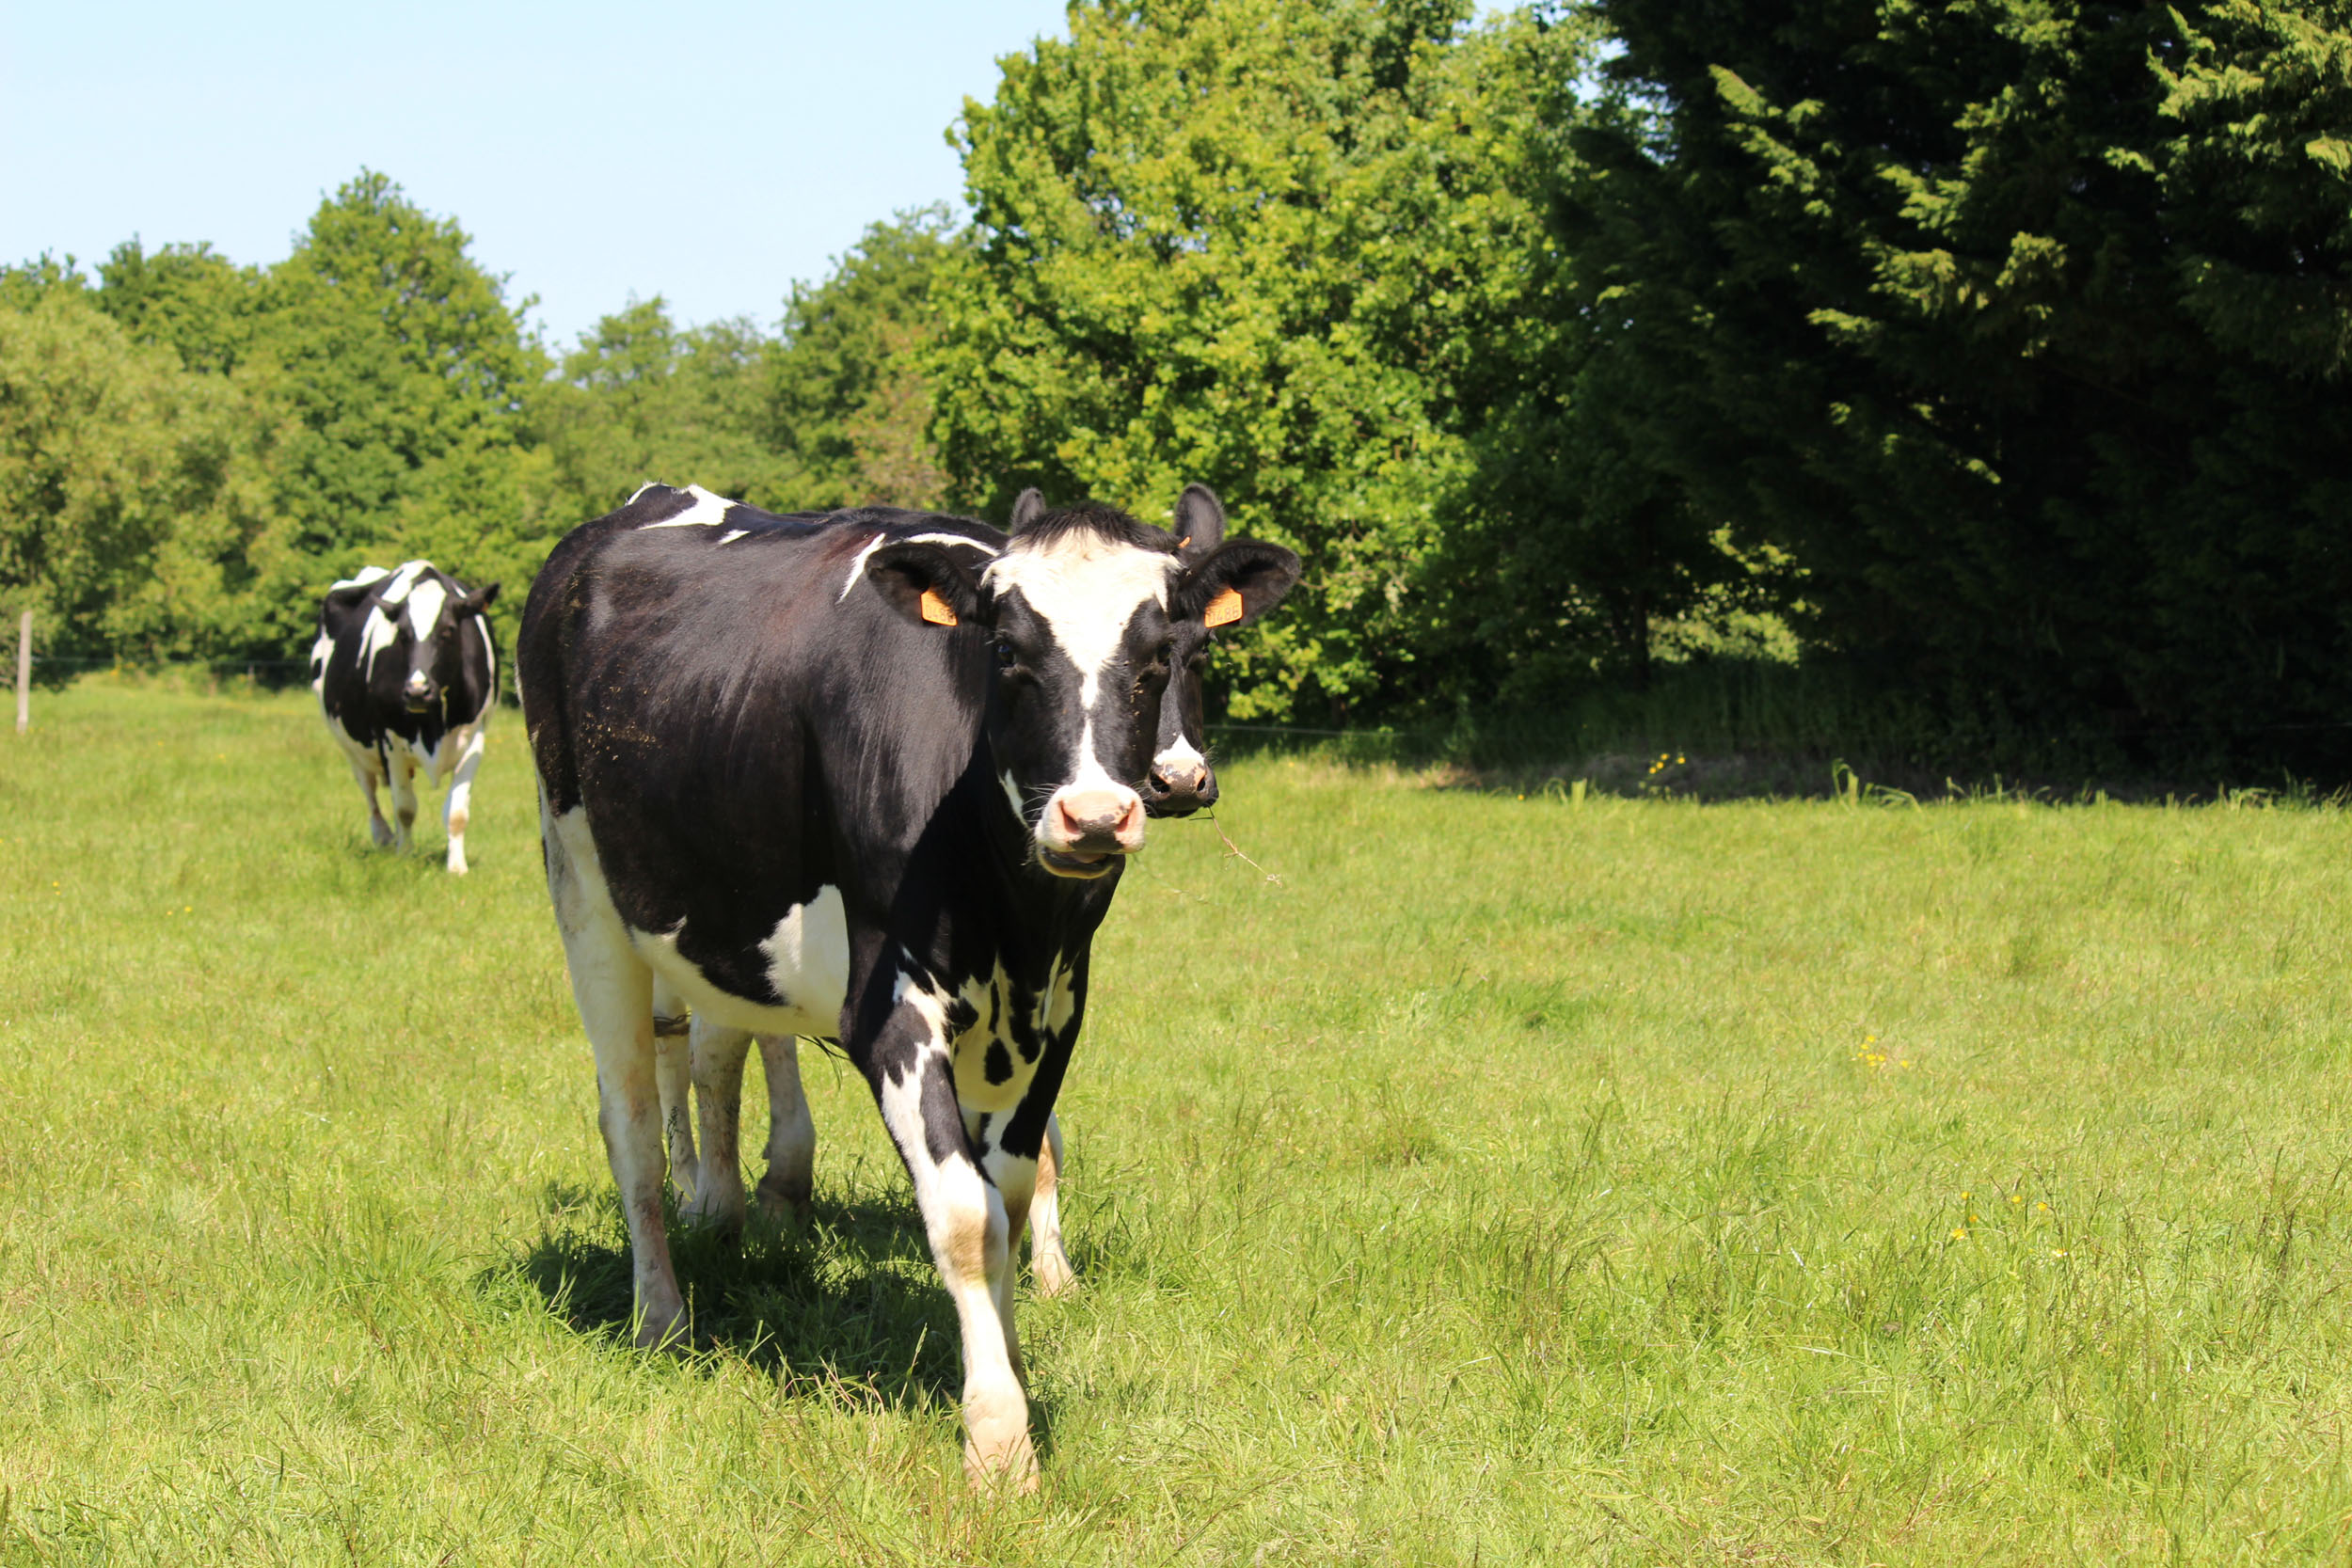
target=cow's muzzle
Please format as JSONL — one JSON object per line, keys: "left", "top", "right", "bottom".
{"left": 1141, "top": 754, "right": 1217, "bottom": 817}
{"left": 1036, "top": 785, "right": 1146, "bottom": 878}
{"left": 403, "top": 673, "right": 434, "bottom": 714}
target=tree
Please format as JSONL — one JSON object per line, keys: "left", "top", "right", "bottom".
{"left": 94, "top": 240, "right": 266, "bottom": 376}
{"left": 930, "top": 0, "right": 1580, "bottom": 721}
{"left": 242, "top": 171, "right": 547, "bottom": 647}
{"left": 768, "top": 206, "right": 961, "bottom": 511}
{"left": 532, "top": 297, "right": 800, "bottom": 524}
{"left": 1564, "top": 0, "right": 2352, "bottom": 768}
{"left": 0, "top": 293, "right": 264, "bottom": 659}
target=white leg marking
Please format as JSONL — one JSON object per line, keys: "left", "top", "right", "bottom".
{"left": 440, "top": 721, "right": 485, "bottom": 874}
{"left": 982, "top": 1139, "right": 1041, "bottom": 1386}
{"left": 544, "top": 802, "right": 684, "bottom": 1347}
{"left": 755, "top": 1035, "right": 818, "bottom": 1219}
{"left": 684, "top": 1020, "right": 753, "bottom": 1233}
{"left": 875, "top": 990, "right": 1034, "bottom": 1489}
{"left": 1029, "top": 1111, "right": 1076, "bottom": 1298}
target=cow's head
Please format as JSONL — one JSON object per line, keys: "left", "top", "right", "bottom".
{"left": 365, "top": 567, "right": 499, "bottom": 717}
{"left": 866, "top": 485, "right": 1298, "bottom": 879}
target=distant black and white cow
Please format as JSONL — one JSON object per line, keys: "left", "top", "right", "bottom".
{"left": 644, "top": 487, "right": 1238, "bottom": 1301}
{"left": 311, "top": 561, "right": 501, "bottom": 874}
{"left": 518, "top": 481, "right": 1296, "bottom": 1486}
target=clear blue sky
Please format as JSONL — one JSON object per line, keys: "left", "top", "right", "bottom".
{"left": 2, "top": 0, "right": 1070, "bottom": 348}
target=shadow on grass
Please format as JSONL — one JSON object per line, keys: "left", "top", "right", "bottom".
{"left": 502, "top": 1179, "right": 1020, "bottom": 1420}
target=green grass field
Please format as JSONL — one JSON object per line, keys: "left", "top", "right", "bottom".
{"left": 5, "top": 680, "right": 2351, "bottom": 1564}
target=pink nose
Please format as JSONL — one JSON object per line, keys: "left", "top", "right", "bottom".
{"left": 1151, "top": 757, "right": 1207, "bottom": 795}
{"left": 1051, "top": 788, "right": 1145, "bottom": 851}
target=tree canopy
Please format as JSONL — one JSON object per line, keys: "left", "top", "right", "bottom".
{"left": 8, "top": 4, "right": 2351, "bottom": 774}
{"left": 1562, "top": 0, "right": 2352, "bottom": 767}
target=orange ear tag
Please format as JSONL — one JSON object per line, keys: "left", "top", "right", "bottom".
{"left": 1203, "top": 586, "right": 1244, "bottom": 628}
{"left": 919, "top": 588, "right": 959, "bottom": 626}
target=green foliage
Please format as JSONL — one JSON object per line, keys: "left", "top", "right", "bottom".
{"left": 0, "top": 293, "right": 272, "bottom": 658}
{"left": 530, "top": 298, "right": 797, "bottom": 525}
{"left": 769, "top": 205, "right": 961, "bottom": 510}
{"left": 530, "top": 209, "right": 957, "bottom": 532}
{"left": 248, "top": 172, "right": 548, "bottom": 635}
{"left": 95, "top": 239, "right": 267, "bottom": 376}
{"left": 931, "top": 0, "right": 1579, "bottom": 720}
{"left": 1564, "top": 0, "right": 2352, "bottom": 770}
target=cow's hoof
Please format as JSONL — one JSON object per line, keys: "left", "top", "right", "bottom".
{"left": 755, "top": 1173, "right": 815, "bottom": 1224}
{"left": 446, "top": 859, "right": 469, "bottom": 876}
{"left": 1031, "top": 1249, "right": 1078, "bottom": 1299}
{"left": 369, "top": 820, "right": 395, "bottom": 847}
{"left": 961, "top": 1396, "right": 1038, "bottom": 1493}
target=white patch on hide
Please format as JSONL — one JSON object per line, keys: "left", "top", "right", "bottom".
{"left": 759, "top": 884, "right": 850, "bottom": 1025}
{"left": 839, "top": 532, "right": 888, "bottom": 602}
{"left": 635, "top": 483, "right": 736, "bottom": 530}
{"left": 1153, "top": 735, "right": 1206, "bottom": 774}
{"left": 982, "top": 534, "right": 1173, "bottom": 710}
{"left": 404, "top": 577, "right": 449, "bottom": 641}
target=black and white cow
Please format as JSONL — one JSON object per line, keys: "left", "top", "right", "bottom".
{"left": 311, "top": 561, "right": 501, "bottom": 874}
{"left": 644, "top": 487, "right": 1239, "bottom": 1302}
{"left": 518, "top": 481, "right": 1296, "bottom": 1486}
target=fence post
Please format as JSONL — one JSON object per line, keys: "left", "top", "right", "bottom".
{"left": 14, "top": 610, "right": 27, "bottom": 735}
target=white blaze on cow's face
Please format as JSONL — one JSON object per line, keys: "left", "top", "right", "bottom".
{"left": 980, "top": 528, "right": 1181, "bottom": 879}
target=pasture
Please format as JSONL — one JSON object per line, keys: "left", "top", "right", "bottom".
{"left": 4, "top": 680, "right": 2350, "bottom": 1564}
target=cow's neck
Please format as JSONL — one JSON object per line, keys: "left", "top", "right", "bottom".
{"left": 957, "top": 746, "right": 1120, "bottom": 968}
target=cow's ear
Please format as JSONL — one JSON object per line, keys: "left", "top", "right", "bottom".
{"left": 324, "top": 579, "right": 376, "bottom": 611}
{"left": 464, "top": 581, "right": 501, "bottom": 613}
{"left": 1173, "top": 483, "right": 1226, "bottom": 559}
{"left": 1174, "top": 540, "right": 1301, "bottom": 630}
{"left": 867, "top": 542, "right": 983, "bottom": 628}
{"left": 1009, "top": 487, "right": 1048, "bottom": 534}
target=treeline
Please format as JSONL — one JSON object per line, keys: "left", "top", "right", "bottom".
{"left": 7, "top": 0, "right": 2350, "bottom": 771}
{"left": 0, "top": 178, "right": 954, "bottom": 665}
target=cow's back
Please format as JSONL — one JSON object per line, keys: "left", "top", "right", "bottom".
{"left": 518, "top": 488, "right": 997, "bottom": 959}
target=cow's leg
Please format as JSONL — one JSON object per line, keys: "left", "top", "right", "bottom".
{"left": 982, "top": 1138, "right": 1041, "bottom": 1389}
{"left": 1027, "top": 1112, "right": 1077, "bottom": 1297}
{"left": 754, "top": 1034, "right": 817, "bottom": 1220}
{"left": 347, "top": 753, "right": 393, "bottom": 847}
{"left": 683, "top": 1019, "right": 753, "bottom": 1234}
{"left": 651, "top": 980, "right": 696, "bottom": 1202}
{"left": 440, "top": 722, "right": 485, "bottom": 874}
{"left": 866, "top": 996, "right": 1034, "bottom": 1489}
{"left": 543, "top": 805, "right": 685, "bottom": 1348}
{"left": 389, "top": 750, "right": 421, "bottom": 853}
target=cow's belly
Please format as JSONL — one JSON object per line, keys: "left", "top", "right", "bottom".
{"left": 628, "top": 884, "right": 850, "bottom": 1037}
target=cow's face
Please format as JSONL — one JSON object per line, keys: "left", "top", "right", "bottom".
{"left": 867, "top": 486, "right": 1298, "bottom": 879}
{"left": 367, "top": 570, "right": 498, "bottom": 716}
{"left": 1140, "top": 487, "right": 1232, "bottom": 817}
